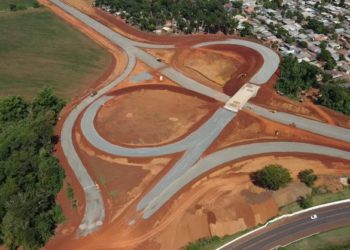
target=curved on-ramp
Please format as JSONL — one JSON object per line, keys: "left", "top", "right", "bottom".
{"left": 193, "top": 39, "right": 280, "bottom": 84}
{"left": 60, "top": 48, "right": 136, "bottom": 236}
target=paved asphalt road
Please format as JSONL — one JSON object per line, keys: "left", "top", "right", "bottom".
{"left": 221, "top": 202, "right": 350, "bottom": 250}
{"left": 50, "top": 0, "right": 350, "bottom": 240}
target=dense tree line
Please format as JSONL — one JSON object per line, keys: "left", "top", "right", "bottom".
{"left": 94, "top": 0, "right": 239, "bottom": 34}
{"left": 282, "top": 9, "right": 304, "bottom": 23}
{"left": 275, "top": 55, "right": 319, "bottom": 98}
{"left": 304, "top": 18, "right": 331, "bottom": 34}
{"left": 318, "top": 42, "right": 336, "bottom": 70}
{"left": 318, "top": 83, "right": 350, "bottom": 115}
{"left": 276, "top": 55, "right": 350, "bottom": 115}
{"left": 0, "top": 88, "right": 65, "bottom": 249}
{"left": 259, "top": 0, "right": 283, "bottom": 10}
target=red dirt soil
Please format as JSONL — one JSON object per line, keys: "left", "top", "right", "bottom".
{"left": 46, "top": 154, "right": 350, "bottom": 250}
{"left": 52, "top": 94, "right": 349, "bottom": 250}
{"left": 95, "top": 85, "right": 220, "bottom": 147}
{"left": 39, "top": 1, "right": 350, "bottom": 249}
{"left": 37, "top": 0, "right": 130, "bottom": 248}
{"left": 172, "top": 44, "right": 263, "bottom": 96}
{"left": 252, "top": 69, "right": 350, "bottom": 129}
{"left": 62, "top": 0, "right": 350, "bottom": 127}
{"left": 206, "top": 109, "right": 350, "bottom": 156}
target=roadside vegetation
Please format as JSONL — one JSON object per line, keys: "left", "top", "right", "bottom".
{"left": 0, "top": 3, "right": 111, "bottom": 99}
{"left": 66, "top": 183, "right": 77, "bottom": 209}
{"left": 281, "top": 170, "right": 350, "bottom": 213}
{"left": 0, "top": 88, "right": 65, "bottom": 249}
{"left": 298, "top": 169, "right": 318, "bottom": 187}
{"left": 94, "top": 0, "right": 240, "bottom": 34}
{"left": 0, "top": 0, "right": 38, "bottom": 10}
{"left": 275, "top": 55, "right": 320, "bottom": 98}
{"left": 187, "top": 173, "right": 349, "bottom": 250}
{"left": 280, "top": 186, "right": 350, "bottom": 215}
{"left": 275, "top": 55, "right": 350, "bottom": 115}
{"left": 250, "top": 164, "right": 292, "bottom": 190}
{"left": 279, "top": 225, "right": 350, "bottom": 250}
{"left": 183, "top": 228, "right": 254, "bottom": 250}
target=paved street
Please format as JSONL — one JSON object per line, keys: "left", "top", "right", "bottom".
{"left": 220, "top": 202, "right": 350, "bottom": 250}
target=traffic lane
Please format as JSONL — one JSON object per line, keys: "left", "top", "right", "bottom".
{"left": 265, "top": 217, "right": 350, "bottom": 250}
{"left": 253, "top": 207, "right": 350, "bottom": 250}
{"left": 223, "top": 202, "right": 350, "bottom": 250}
{"left": 226, "top": 203, "right": 350, "bottom": 246}
{"left": 223, "top": 203, "right": 350, "bottom": 250}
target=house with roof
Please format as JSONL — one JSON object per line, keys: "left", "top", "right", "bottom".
{"left": 308, "top": 43, "right": 321, "bottom": 54}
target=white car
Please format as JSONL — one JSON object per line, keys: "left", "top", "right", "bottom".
{"left": 310, "top": 214, "right": 318, "bottom": 220}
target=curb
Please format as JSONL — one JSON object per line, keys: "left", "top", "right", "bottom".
{"left": 216, "top": 199, "right": 350, "bottom": 250}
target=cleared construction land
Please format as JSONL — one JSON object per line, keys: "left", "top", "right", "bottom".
{"left": 0, "top": 6, "right": 110, "bottom": 99}
{"left": 95, "top": 86, "right": 219, "bottom": 146}
{"left": 11, "top": 1, "right": 348, "bottom": 249}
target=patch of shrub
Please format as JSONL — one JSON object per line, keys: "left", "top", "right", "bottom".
{"left": 298, "top": 169, "right": 318, "bottom": 187}
{"left": 184, "top": 236, "right": 221, "bottom": 250}
{"left": 9, "top": 4, "right": 17, "bottom": 11}
{"left": 250, "top": 164, "right": 292, "bottom": 191}
{"left": 297, "top": 195, "right": 313, "bottom": 209}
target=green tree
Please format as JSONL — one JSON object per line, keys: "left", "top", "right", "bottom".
{"left": 318, "top": 83, "right": 350, "bottom": 115}
{"left": 9, "top": 4, "right": 17, "bottom": 11}
{"left": 231, "top": 1, "right": 243, "bottom": 8}
{"left": 31, "top": 87, "right": 65, "bottom": 118}
{"left": 297, "top": 195, "right": 313, "bottom": 209}
{"left": 240, "top": 22, "right": 253, "bottom": 37}
{"left": 275, "top": 55, "right": 319, "bottom": 98}
{"left": 251, "top": 164, "right": 292, "bottom": 190}
{"left": 263, "top": 0, "right": 282, "bottom": 9}
{"left": 297, "top": 40, "right": 308, "bottom": 48}
{"left": 276, "top": 25, "right": 288, "bottom": 38}
{"left": 0, "top": 90, "right": 65, "bottom": 250}
{"left": 33, "top": 1, "right": 41, "bottom": 8}
{"left": 298, "top": 169, "right": 318, "bottom": 187}
{"left": 318, "top": 47, "right": 336, "bottom": 70}
{"left": 95, "top": 0, "right": 238, "bottom": 35}
{"left": 305, "top": 18, "right": 328, "bottom": 34}
{"left": 339, "top": 54, "right": 346, "bottom": 61}
{"left": 0, "top": 96, "right": 29, "bottom": 123}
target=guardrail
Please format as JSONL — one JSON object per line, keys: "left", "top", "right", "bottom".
{"left": 216, "top": 199, "right": 350, "bottom": 250}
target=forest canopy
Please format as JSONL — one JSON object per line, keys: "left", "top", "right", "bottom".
{"left": 95, "top": 0, "right": 239, "bottom": 34}
{"left": 0, "top": 88, "right": 65, "bottom": 249}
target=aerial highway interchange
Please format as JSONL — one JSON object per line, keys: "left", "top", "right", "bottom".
{"left": 49, "top": 0, "right": 350, "bottom": 248}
